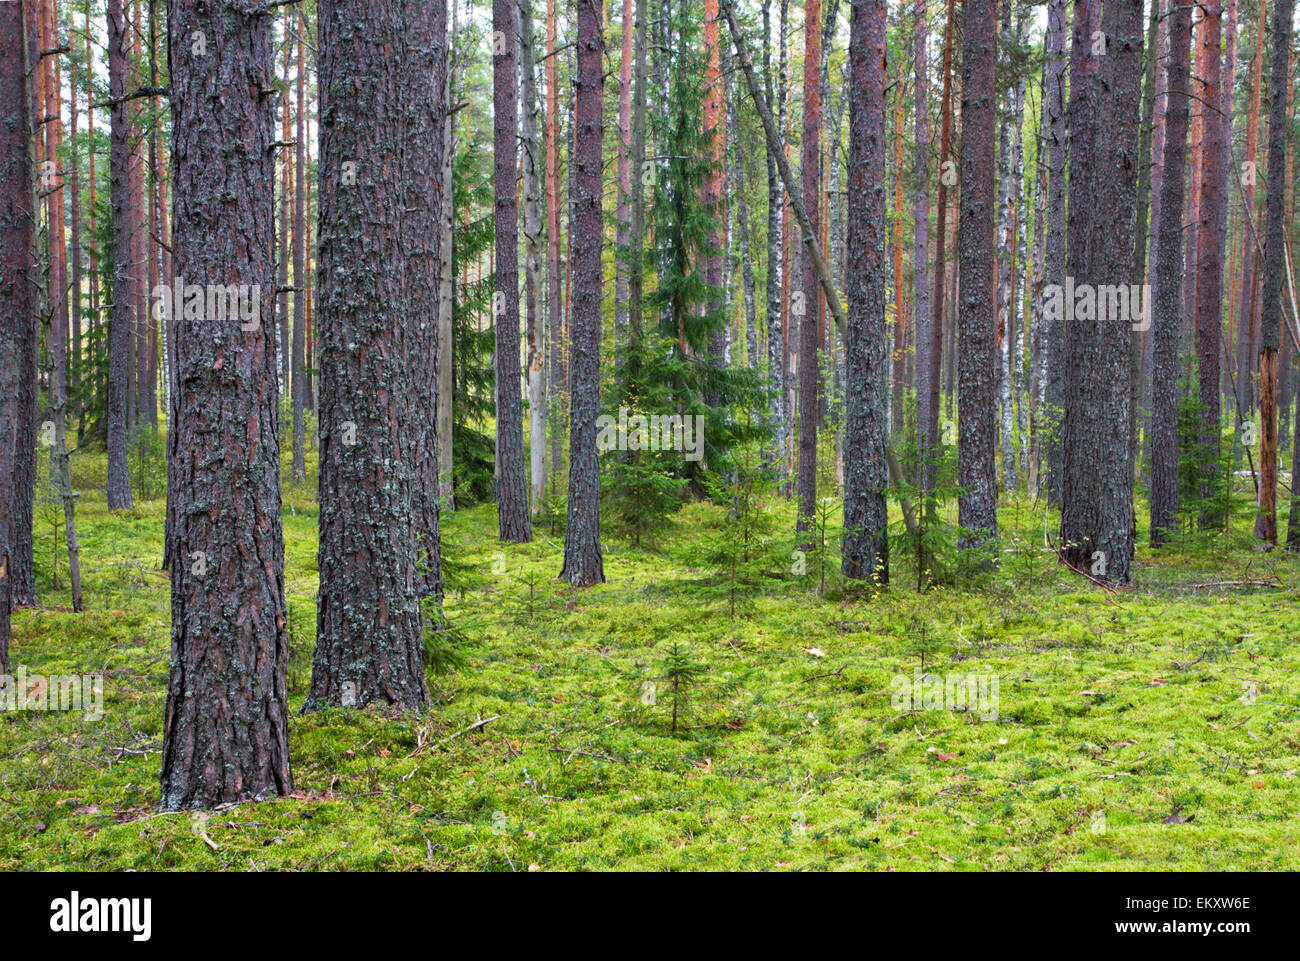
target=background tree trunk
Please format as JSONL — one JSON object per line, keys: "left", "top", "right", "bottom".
{"left": 796, "top": 0, "right": 822, "bottom": 537}
{"left": 1150, "top": 0, "right": 1193, "bottom": 544}
{"left": 493, "top": 0, "right": 532, "bottom": 543}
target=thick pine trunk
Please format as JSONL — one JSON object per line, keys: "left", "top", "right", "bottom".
{"left": 842, "top": 0, "right": 889, "bottom": 583}
{"left": 160, "top": 0, "right": 292, "bottom": 809}
{"left": 308, "top": 0, "right": 430, "bottom": 711}
{"left": 957, "top": 0, "right": 998, "bottom": 552}
{"left": 1060, "top": 0, "right": 1143, "bottom": 583}
{"left": 911, "top": 0, "right": 932, "bottom": 491}
{"left": 1043, "top": 0, "right": 1069, "bottom": 506}
{"left": 0, "top": 0, "right": 35, "bottom": 669}
{"left": 560, "top": 0, "right": 605, "bottom": 587}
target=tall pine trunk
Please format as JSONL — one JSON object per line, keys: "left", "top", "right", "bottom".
{"left": 493, "top": 0, "right": 532, "bottom": 542}
{"left": 1259, "top": 0, "right": 1293, "bottom": 544}
{"left": 1150, "top": 0, "right": 1193, "bottom": 544}
{"left": 561, "top": 0, "right": 605, "bottom": 587}
{"left": 957, "top": 0, "right": 998, "bottom": 552}
{"left": 308, "top": 0, "right": 429, "bottom": 710}
{"left": 841, "top": 0, "right": 889, "bottom": 583}
{"left": 105, "top": 0, "right": 134, "bottom": 511}
{"left": 160, "top": 0, "right": 292, "bottom": 809}
{"left": 796, "top": 0, "right": 822, "bottom": 537}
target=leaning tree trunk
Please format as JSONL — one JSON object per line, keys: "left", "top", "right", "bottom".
{"left": 105, "top": 0, "right": 133, "bottom": 512}
{"left": 956, "top": 0, "right": 999, "bottom": 553}
{"left": 160, "top": 0, "right": 293, "bottom": 809}
{"left": 841, "top": 0, "right": 889, "bottom": 584}
{"left": 493, "top": 0, "right": 532, "bottom": 542}
{"left": 0, "top": 0, "right": 35, "bottom": 671}
{"left": 1150, "top": 0, "right": 1193, "bottom": 544}
{"left": 1059, "top": 0, "right": 1143, "bottom": 584}
{"left": 1258, "top": 0, "right": 1293, "bottom": 544}
{"left": 307, "top": 0, "right": 429, "bottom": 711}
{"left": 560, "top": 0, "right": 605, "bottom": 587}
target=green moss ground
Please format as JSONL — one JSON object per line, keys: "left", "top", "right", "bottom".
{"left": 2, "top": 446, "right": 1298, "bottom": 871}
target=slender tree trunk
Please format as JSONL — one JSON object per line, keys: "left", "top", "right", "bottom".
{"left": 1151, "top": 0, "right": 1193, "bottom": 544}
{"left": 1043, "top": 0, "right": 1069, "bottom": 506}
{"left": 923, "top": 0, "right": 955, "bottom": 496}
{"left": 796, "top": 0, "right": 822, "bottom": 537}
{"left": 1193, "top": 1, "right": 1225, "bottom": 523}
{"left": 292, "top": 14, "right": 307, "bottom": 481}
{"left": 493, "top": 0, "right": 533, "bottom": 542}
{"left": 842, "top": 0, "right": 889, "bottom": 583}
{"left": 106, "top": 0, "right": 134, "bottom": 511}
{"left": 160, "top": 0, "right": 293, "bottom": 809}
{"left": 704, "top": 0, "right": 728, "bottom": 383}
{"left": 561, "top": 0, "right": 605, "bottom": 586}
{"left": 545, "top": 0, "right": 565, "bottom": 495}
{"left": 1258, "top": 0, "right": 1292, "bottom": 544}
{"left": 911, "top": 0, "right": 932, "bottom": 491}
{"left": 1236, "top": 0, "right": 1266, "bottom": 425}
{"left": 439, "top": 0, "right": 458, "bottom": 510}
{"left": 762, "top": 0, "right": 786, "bottom": 473}
{"left": 308, "top": 0, "right": 430, "bottom": 711}
{"left": 957, "top": 0, "right": 999, "bottom": 552}
{"left": 521, "top": 0, "right": 547, "bottom": 510}
{"left": 614, "top": 0, "right": 633, "bottom": 343}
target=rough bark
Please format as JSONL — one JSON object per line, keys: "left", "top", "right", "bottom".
{"left": 0, "top": 0, "right": 35, "bottom": 669}
{"left": 160, "top": 0, "right": 293, "bottom": 809}
{"left": 1059, "top": 0, "right": 1143, "bottom": 584}
{"left": 1150, "top": 0, "right": 1193, "bottom": 544}
{"left": 1193, "top": 1, "right": 1224, "bottom": 521}
{"left": 292, "top": 14, "right": 307, "bottom": 481}
{"left": 842, "top": 0, "right": 889, "bottom": 583}
{"left": 911, "top": 0, "right": 932, "bottom": 491}
{"left": 105, "top": 0, "right": 134, "bottom": 511}
{"left": 308, "top": 0, "right": 429, "bottom": 711}
{"left": 545, "top": 0, "right": 565, "bottom": 494}
{"left": 560, "top": 0, "right": 605, "bottom": 587}
{"left": 1257, "top": 0, "right": 1292, "bottom": 544}
{"left": 493, "top": 0, "right": 532, "bottom": 542}
{"left": 956, "top": 0, "right": 999, "bottom": 552}
{"left": 1043, "top": 0, "right": 1069, "bottom": 505}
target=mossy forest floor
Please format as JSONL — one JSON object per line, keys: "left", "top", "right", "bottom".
{"left": 3, "top": 445, "right": 1299, "bottom": 871}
